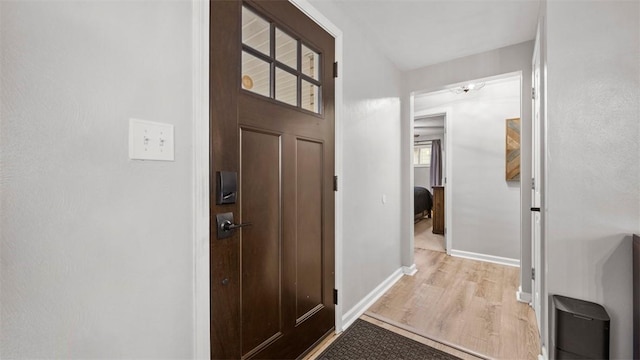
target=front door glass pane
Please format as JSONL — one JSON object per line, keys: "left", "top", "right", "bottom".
{"left": 275, "top": 67, "right": 297, "bottom": 106}
{"left": 240, "top": 6, "right": 322, "bottom": 114}
{"left": 242, "top": 51, "right": 270, "bottom": 97}
{"left": 242, "top": 6, "right": 270, "bottom": 55}
{"left": 301, "top": 80, "right": 319, "bottom": 113}
{"left": 276, "top": 28, "right": 297, "bottom": 70}
{"left": 301, "top": 44, "right": 320, "bottom": 80}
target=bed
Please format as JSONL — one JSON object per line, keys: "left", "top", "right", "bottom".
{"left": 414, "top": 186, "right": 433, "bottom": 221}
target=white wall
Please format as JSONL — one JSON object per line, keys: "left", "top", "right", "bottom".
{"left": 401, "top": 41, "right": 534, "bottom": 292}
{"left": 0, "top": 2, "right": 194, "bottom": 357}
{"left": 544, "top": 1, "right": 640, "bottom": 358}
{"left": 417, "top": 78, "right": 521, "bottom": 260}
{"left": 308, "top": 0, "right": 404, "bottom": 314}
{"left": 414, "top": 167, "right": 431, "bottom": 190}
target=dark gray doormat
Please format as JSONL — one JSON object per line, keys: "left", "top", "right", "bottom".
{"left": 316, "top": 319, "right": 461, "bottom": 359}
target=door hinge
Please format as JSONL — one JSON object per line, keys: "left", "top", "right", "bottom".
{"left": 333, "top": 289, "right": 338, "bottom": 305}
{"left": 532, "top": 87, "right": 536, "bottom": 100}
{"left": 333, "top": 175, "right": 338, "bottom": 192}
{"left": 532, "top": 177, "right": 536, "bottom": 190}
{"left": 532, "top": 268, "right": 536, "bottom": 280}
{"left": 333, "top": 62, "right": 338, "bottom": 78}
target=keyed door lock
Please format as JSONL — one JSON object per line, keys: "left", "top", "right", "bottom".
{"left": 216, "top": 171, "right": 237, "bottom": 205}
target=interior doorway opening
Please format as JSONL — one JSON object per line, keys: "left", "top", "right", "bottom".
{"left": 383, "top": 72, "right": 539, "bottom": 357}
{"left": 412, "top": 111, "right": 448, "bottom": 254}
{"left": 408, "top": 72, "right": 525, "bottom": 272}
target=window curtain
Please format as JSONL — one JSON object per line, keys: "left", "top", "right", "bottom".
{"left": 430, "top": 139, "right": 442, "bottom": 186}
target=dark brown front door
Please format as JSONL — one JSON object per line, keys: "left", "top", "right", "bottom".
{"left": 210, "top": 1, "right": 335, "bottom": 358}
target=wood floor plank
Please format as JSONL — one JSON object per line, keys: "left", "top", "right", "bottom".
{"left": 414, "top": 217, "right": 446, "bottom": 252}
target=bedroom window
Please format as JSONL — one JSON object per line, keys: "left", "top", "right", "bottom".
{"left": 414, "top": 143, "right": 431, "bottom": 167}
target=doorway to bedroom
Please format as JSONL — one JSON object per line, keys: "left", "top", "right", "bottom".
{"left": 413, "top": 114, "right": 446, "bottom": 253}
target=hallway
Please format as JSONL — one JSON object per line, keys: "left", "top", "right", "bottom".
{"left": 366, "top": 249, "right": 540, "bottom": 359}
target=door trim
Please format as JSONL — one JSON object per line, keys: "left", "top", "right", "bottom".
{"left": 531, "top": 15, "right": 548, "bottom": 358}
{"left": 193, "top": 0, "right": 211, "bottom": 358}
{"left": 193, "top": 1, "right": 344, "bottom": 358}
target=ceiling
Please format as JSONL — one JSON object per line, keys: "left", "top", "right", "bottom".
{"left": 414, "top": 115, "right": 445, "bottom": 141}
{"left": 412, "top": 75, "right": 520, "bottom": 142}
{"left": 333, "top": 0, "right": 541, "bottom": 71}
{"left": 414, "top": 74, "right": 520, "bottom": 111}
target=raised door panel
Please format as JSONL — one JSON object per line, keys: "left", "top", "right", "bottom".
{"left": 240, "top": 128, "right": 283, "bottom": 357}
{"left": 295, "top": 139, "right": 324, "bottom": 322}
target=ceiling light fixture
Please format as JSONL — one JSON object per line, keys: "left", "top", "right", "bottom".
{"left": 450, "top": 82, "right": 485, "bottom": 94}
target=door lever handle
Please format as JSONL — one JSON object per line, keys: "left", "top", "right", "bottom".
{"left": 216, "top": 212, "right": 251, "bottom": 239}
{"left": 221, "top": 220, "right": 252, "bottom": 231}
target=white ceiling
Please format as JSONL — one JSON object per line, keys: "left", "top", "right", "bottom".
{"left": 413, "top": 74, "right": 520, "bottom": 112}
{"left": 412, "top": 75, "right": 520, "bottom": 141}
{"left": 414, "top": 115, "right": 444, "bottom": 140}
{"left": 333, "top": 0, "right": 541, "bottom": 71}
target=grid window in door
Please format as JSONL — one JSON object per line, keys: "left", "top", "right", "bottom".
{"left": 241, "top": 5, "right": 323, "bottom": 114}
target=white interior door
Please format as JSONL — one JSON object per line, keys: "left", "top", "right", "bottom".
{"left": 531, "top": 31, "right": 542, "bottom": 332}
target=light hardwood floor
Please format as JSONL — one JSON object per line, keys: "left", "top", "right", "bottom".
{"left": 304, "top": 223, "right": 539, "bottom": 359}
{"left": 366, "top": 249, "right": 541, "bottom": 359}
{"left": 415, "top": 217, "right": 446, "bottom": 252}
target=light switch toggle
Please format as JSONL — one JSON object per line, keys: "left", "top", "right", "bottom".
{"left": 129, "top": 118, "right": 175, "bottom": 161}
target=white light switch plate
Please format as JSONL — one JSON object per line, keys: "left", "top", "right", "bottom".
{"left": 129, "top": 118, "right": 174, "bottom": 161}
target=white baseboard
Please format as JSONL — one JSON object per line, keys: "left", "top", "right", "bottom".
{"left": 402, "top": 264, "right": 418, "bottom": 276}
{"left": 450, "top": 249, "right": 520, "bottom": 267}
{"left": 341, "top": 267, "right": 404, "bottom": 330}
{"left": 517, "top": 285, "right": 532, "bottom": 303}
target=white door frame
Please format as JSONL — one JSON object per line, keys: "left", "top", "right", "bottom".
{"left": 531, "top": 17, "right": 548, "bottom": 358}
{"left": 193, "top": 1, "right": 210, "bottom": 357}
{"left": 531, "top": 25, "right": 542, "bottom": 332}
{"left": 192, "top": 1, "right": 344, "bottom": 358}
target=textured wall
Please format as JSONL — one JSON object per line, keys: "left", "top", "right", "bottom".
{"left": 545, "top": 1, "right": 640, "bottom": 358}
{"left": 308, "top": 0, "right": 404, "bottom": 315}
{"left": 0, "top": 2, "right": 194, "bottom": 357}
